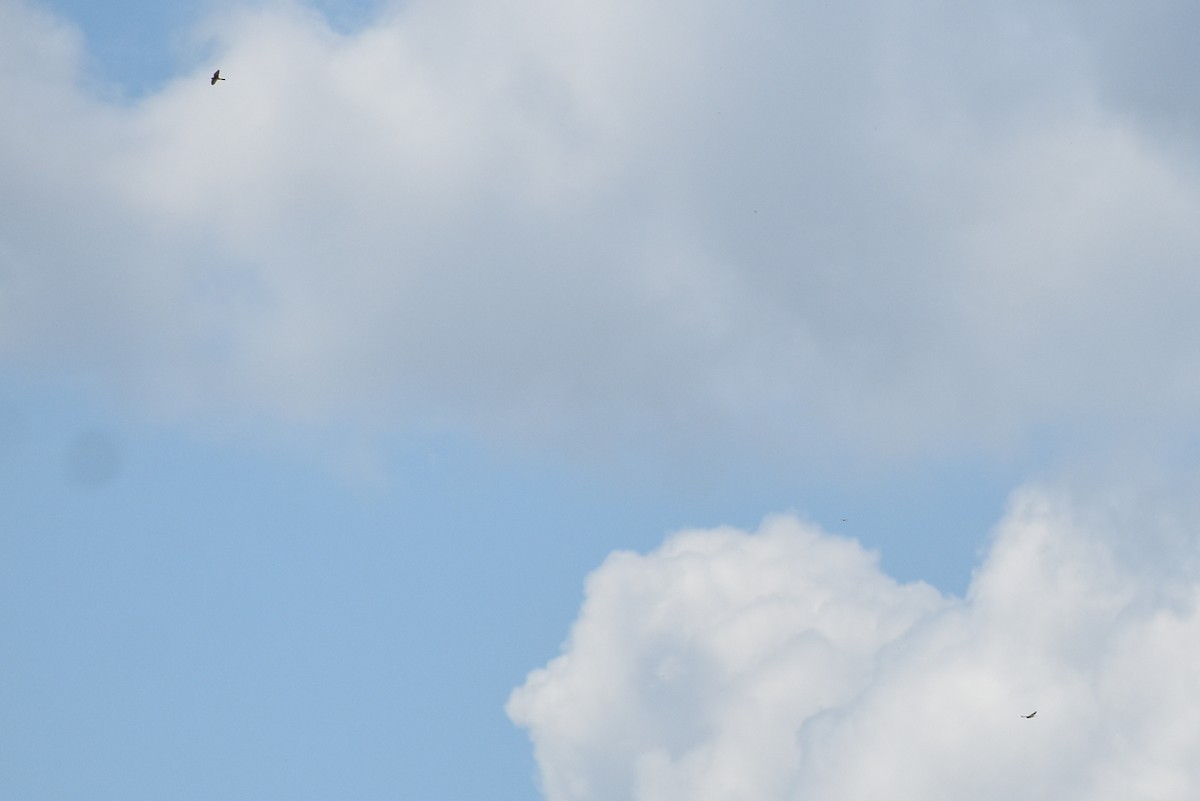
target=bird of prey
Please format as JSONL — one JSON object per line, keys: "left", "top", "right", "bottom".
{"left": 210, "top": 69, "right": 226, "bottom": 85}
{"left": 1021, "top": 711, "right": 1037, "bottom": 719}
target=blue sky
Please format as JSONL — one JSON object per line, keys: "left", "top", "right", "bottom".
{"left": 6, "top": 0, "right": 1200, "bottom": 799}
{"left": 0, "top": 381, "right": 1016, "bottom": 798}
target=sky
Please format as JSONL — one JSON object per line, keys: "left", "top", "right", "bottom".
{"left": 4, "top": 0, "right": 1200, "bottom": 799}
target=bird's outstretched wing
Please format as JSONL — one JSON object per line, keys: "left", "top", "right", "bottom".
{"left": 211, "top": 70, "right": 221, "bottom": 85}
{"left": 1021, "top": 711, "right": 1037, "bottom": 719}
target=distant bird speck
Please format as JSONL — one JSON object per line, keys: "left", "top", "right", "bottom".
{"left": 1021, "top": 711, "right": 1037, "bottom": 719}
{"left": 211, "top": 69, "right": 225, "bottom": 85}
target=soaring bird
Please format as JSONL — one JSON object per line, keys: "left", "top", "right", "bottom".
{"left": 1021, "top": 711, "right": 1037, "bottom": 719}
{"left": 210, "top": 69, "right": 225, "bottom": 85}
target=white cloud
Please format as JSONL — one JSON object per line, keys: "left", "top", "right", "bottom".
{"left": 4, "top": 0, "right": 1200, "bottom": 462}
{"left": 508, "top": 487, "right": 1200, "bottom": 800}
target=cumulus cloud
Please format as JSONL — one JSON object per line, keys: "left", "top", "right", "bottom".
{"left": 4, "top": 0, "right": 1200, "bottom": 461}
{"left": 509, "top": 488, "right": 1200, "bottom": 800}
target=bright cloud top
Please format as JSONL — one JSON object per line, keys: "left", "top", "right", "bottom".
{"left": 509, "top": 489, "right": 1200, "bottom": 800}
{"left": 5, "top": 0, "right": 1200, "bottom": 460}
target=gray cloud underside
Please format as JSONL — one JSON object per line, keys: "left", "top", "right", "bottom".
{"left": 509, "top": 485, "right": 1200, "bottom": 801}
{"left": 3, "top": 0, "right": 1200, "bottom": 459}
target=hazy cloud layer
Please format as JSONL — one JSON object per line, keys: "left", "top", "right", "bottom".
{"left": 4, "top": 0, "right": 1200, "bottom": 459}
{"left": 509, "top": 487, "right": 1200, "bottom": 801}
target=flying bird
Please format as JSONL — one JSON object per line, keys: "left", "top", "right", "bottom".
{"left": 1021, "top": 711, "right": 1037, "bottom": 719}
{"left": 210, "top": 69, "right": 225, "bottom": 85}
